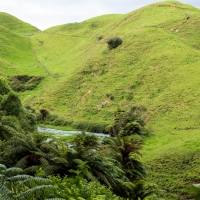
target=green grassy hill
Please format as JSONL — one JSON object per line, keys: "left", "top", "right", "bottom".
{"left": 0, "top": 12, "right": 39, "bottom": 34}
{"left": 27, "top": 1, "right": 200, "bottom": 131}
{"left": 1, "top": 1, "right": 200, "bottom": 198}
{"left": 0, "top": 13, "right": 47, "bottom": 89}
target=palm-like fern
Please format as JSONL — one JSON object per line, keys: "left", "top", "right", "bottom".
{"left": 0, "top": 118, "right": 20, "bottom": 141}
{"left": 3, "top": 133, "right": 62, "bottom": 174}
{"left": 0, "top": 164, "right": 59, "bottom": 200}
{"left": 103, "top": 135, "right": 146, "bottom": 181}
{"left": 70, "top": 134, "right": 127, "bottom": 189}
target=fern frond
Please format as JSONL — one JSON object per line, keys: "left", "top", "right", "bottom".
{"left": 24, "top": 165, "right": 41, "bottom": 174}
{"left": 40, "top": 143, "right": 60, "bottom": 155}
{"left": 8, "top": 135, "right": 32, "bottom": 149}
{"left": 8, "top": 174, "right": 52, "bottom": 186}
{"left": 44, "top": 165, "right": 61, "bottom": 176}
{"left": 73, "top": 158, "right": 84, "bottom": 165}
{"left": 15, "top": 155, "right": 29, "bottom": 168}
{"left": 0, "top": 164, "right": 7, "bottom": 171}
{"left": 22, "top": 177, "right": 53, "bottom": 187}
{"left": 5, "top": 167, "right": 23, "bottom": 177}
{"left": 30, "top": 151, "right": 51, "bottom": 160}
{"left": 99, "top": 173, "right": 112, "bottom": 188}
{"left": 7, "top": 174, "right": 33, "bottom": 182}
{"left": 86, "top": 171, "right": 97, "bottom": 182}
{"left": 39, "top": 157, "right": 49, "bottom": 166}
{"left": 0, "top": 124, "right": 17, "bottom": 138}
{"left": 45, "top": 199, "right": 66, "bottom": 200}
{"left": 0, "top": 182, "right": 13, "bottom": 200}
{"left": 6, "top": 146, "right": 29, "bottom": 156}
{"left": 52, "top": 157, "right": 68, "bottom": 166}
{"left": 15, "top": 185, "right": 58, "bottom": 200}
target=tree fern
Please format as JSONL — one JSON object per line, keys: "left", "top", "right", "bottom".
{"left": 0, "top": 182, "right": 13, "bottom": 200}
{"left": 0, "top": 164, "right": 59, "bottom": 200}
{"left": 40, "top": 143, "right": 61, "bottom": 156}
{"left": 23, "top": 165, "right": 41, "bottom": 174}
{"left": 15, "top": 185, "right": 59, "bottom": 200}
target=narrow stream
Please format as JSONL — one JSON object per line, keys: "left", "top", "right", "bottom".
{"left": 38, "top": 127, "right": 109, "bottom": 138}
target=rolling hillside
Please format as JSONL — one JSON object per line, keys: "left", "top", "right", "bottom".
{"left": 1, "top": 1, "right": 200, "bottom": 198}
{"left": 26, "top": 0, "right": 200, "bottom": 132}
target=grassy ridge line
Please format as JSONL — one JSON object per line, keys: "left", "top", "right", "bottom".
{"left": 0, "top": 12, "right": 39, "bottom": 34}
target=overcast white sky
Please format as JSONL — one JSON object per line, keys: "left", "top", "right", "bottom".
{"left": 1, "top": 0, "right": 200, "bottom": 30}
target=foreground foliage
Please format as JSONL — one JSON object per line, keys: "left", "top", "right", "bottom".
{"left": 0, "top": 78, "right": 163, "bottom": 199}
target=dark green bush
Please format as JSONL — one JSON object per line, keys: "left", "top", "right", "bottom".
{"left": 1, "top": 93, "right": 22, "bottom": 116}
{"left": 107, "top": 37, "right": 123, "bottom": 50}
{"left": 0, "top": 78, "right": 11, "bottom": 95}
{"left": 9, "top": 75, "right": 44, "bottom": 92}
{"left": 20, "top": 112, "right": 37, "bottom": 132}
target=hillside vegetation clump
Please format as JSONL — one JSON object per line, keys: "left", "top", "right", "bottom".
{"left": 9, "top": 75, "right": 44, "bottom": 92}
{"left": 107, "top": 37, "right": 123, "bottom": 49}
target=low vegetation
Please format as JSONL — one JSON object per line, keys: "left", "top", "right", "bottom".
{"left": 9, "top": 75, "right": 44, "bottom": 92}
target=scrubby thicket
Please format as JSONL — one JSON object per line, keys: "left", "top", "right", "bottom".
{"left": 0, "top": 77, "right": 165, "bottom": 200}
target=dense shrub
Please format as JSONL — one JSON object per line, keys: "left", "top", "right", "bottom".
{"left": 107, "top": 37, "right": 123, "bottom": 50}
{"left": 9, "top": 75, "right": 44, "bottom": 92}
{"left": 0, "top": 78, "right": 11, "bottom": 95}
{"left": 106, "top": 106, "right": 148, "bottom": 137}
{"left": 20, "top": 112, "right": 37, "bottom": 132}
{"left": 1, "top": 92, "right": 23, "bottom": 116}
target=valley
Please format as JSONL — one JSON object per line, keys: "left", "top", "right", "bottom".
{"left": 1, "top": 1, "right": 200, "bottom": 199}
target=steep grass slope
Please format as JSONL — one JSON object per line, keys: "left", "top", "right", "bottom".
{"left": 0, "top": 25, "right": 47, "bottom": 84}
{"left": 0, "top": 13, "right": 47, "bottom": 82}
{"left": 28, "top": 1, "right": 200, "bottom": 131}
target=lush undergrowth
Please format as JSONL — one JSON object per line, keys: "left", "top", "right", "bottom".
{"left": 0, "top": 78, "right": 163, "bottom": 199}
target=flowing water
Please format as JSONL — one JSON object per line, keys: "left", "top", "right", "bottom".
{"left": 38, "top": 126, "right": 109, "bottom": 138}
